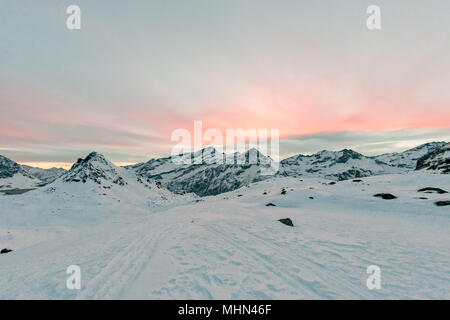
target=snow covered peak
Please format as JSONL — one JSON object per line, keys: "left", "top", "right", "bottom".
{"left": 0, "top": 155, "right": 40, "bottom": 190}
{"left": 280, "top": 148, "right": 402, "bottom": 181}
{"left": 63, "top": 152, "right": 126, "bottom": 185}
{"left": 245, "top": 147, "right": 267, "bottom": 159}
{"left": 416, "top": 142, "right": 450, "bottom": 173}
{"left": 0, "top": 155, "right": 22, "bottom": 179}
{"left": 373, "top": 141, "right": 447, "bottom": 169}
{"left": 225, "top": 148, "right": 273, "bottom": 166}
{"left": 73, "top": 151, "right": 109, "bottom": 166}
{"left": 131, "top": 147, "right": 276, "bottom": 196}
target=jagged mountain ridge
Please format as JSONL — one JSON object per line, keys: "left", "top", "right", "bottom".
{"left": 279, "top": 149, "right": 404, "bottom": 181}
{"left": 63, "top": 152, "right": 127, "bottom": 186}
{"left": 39, "top": 151, "right": 183, "bottom": 207}
{"left": 0, "top": 155, "right": 66, "bottom": 190}
{"left": 2, "top": 141, "right": 449, "bottom": 195}
{"left": 372, "top": 142, "right": 447, "bottom": 169}
{"left": 0, "top": 155, "right": 32, "bottom": 179}
{"left": 0, "top": 155, "right": 41, "bottom": 190}
{"left": 416, "top": 142, "right": 450, "bottom": 173}
{"left": 129, "top": 147, "right": 276, "bottom": 196}
{"left": 22, "top": 166, "right": 67, "bottom": 185}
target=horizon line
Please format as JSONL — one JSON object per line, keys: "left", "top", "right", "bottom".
{"left": 12, "top": 140, "right": 448, "bottom": 170}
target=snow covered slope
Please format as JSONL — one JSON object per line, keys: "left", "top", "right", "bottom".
{"left": 372, "top": 142, "right": 446, "bottom": 169}
{"left": 0, "top": 155, "right": 40, "bottom": 190}
{"left": 279, "top": 149, "right": 403, "bottom": 181}
{"left": 55, "top": 151, "right": 187, "bottom": 207}
{"left": 129, "top": 147, "right": 276, "bottom": 196}
{"left": 416, "top": 142, "right": 450, "bottom": 173}
{"left": 0, "top": 172, "right": 449, "bottom": 299}
{"left": 0, "top": 152, "right": 191, "bottom": 227}
{"left": 0, "top": 155, "right": 66, "bottom": 190}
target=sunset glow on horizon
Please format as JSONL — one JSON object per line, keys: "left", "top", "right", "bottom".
{"left": 1, "top": 1, "right": 449, "bottom": 164}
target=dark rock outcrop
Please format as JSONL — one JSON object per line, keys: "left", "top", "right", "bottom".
{"left": 278, "top": 218, "right": 294, "bottom": 227}
{"left": 374, "top": 193, "right": 397, "bottom": 200}
{"left": 418, "top": 187, "right": 448, "bottom": 194}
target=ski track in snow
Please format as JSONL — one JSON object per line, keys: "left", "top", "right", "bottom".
{"left": 77, "top": 223, "right": 172, "bottom": 299}
{"left": 1, "top": 173, "right": 449, "bottom": 299}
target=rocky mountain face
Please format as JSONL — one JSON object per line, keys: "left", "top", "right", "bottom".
{"left": 372, "top": 142, "right": 447, "bottom": 169}
{"left": 416, "top": 143, "right": 450, "bottom": 173}
{"left": 129, "top": 147, "right": 276, "bottom": 196}
{"left": 0, "top": 155, "right": 40, "bottom": 189}
{"left": 0, "top": 155, "right": 25, "bottom": 179}
{"left": 279, "top": 149, "right": 404, "bottom": 181}
{"left": 63, "top": 152, "right": 126, "bottom": 186}
{"left": 0, "top": 155, "right": 66, "bottom": 190}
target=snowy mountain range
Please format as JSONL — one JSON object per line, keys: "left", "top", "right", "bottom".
{"left": 21, "top": 166, "right": 67, "bottom": 185}
{"left": 0, "top": 155, "right": 43, "bottom": 190}
{"left": 0, "top": 155, "right": 66, "bottom": 190}
{"left": 279, "top": 142, "right": 447, "bottom": 181}
{"left": 129, "top": 147, "right": 275, "bottom": 196}
{"left": 1, "top": 142, "right": 449, "bottom": 300}
{"left": 372, "top": 141, "right": 446, "bottom": 169}
{"left": 416, "top": 142, "right": 450, "bottom": 173}
{"left": 39, "top": 152, "right": 183, "bottom": 211}
{"left": 279, "top": 149, "right": 403, "bottom": 180}
{"left": 1, "top": 152, "right": 449, "bottom": 299}
{"left": 1, "top": 141, "right": 448, "bottom": 196}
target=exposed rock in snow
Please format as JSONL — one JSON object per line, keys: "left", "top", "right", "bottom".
{"left": 417, "top": 187, "right": 448, "bottom": 194}
{"left": 0, "top": 248, "right": 13, "bottom": 254}
{"left": 278, "top": 218, "right": 294, "bottom": 227}
{"left": 373, "top": 193, "right": 397, "bottom": 200}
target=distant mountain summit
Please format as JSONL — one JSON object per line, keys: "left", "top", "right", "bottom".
{"left": 372, "top": 142, "right": 446, "bottom": 169}
{"left": 22, "top": 166, "right": 67, "bottom": 185}
{"left": 2, "top": 152, "right": 187, "bottom": 222}
{"left": 64, "top": 152, "right": 126, "bottom": 186}
{"left": 39, "top": 151, "right": 182, "bottom": 207}
{"left": 0, "top": 155, "right": 67, "bottom": 190}
{"left": 129, "top": 147, "right": 276, "bottom": 196}
{"left": 416, "top": 142, "right": 450, "bottom": 173}
{"left": 0, "top": 155, "right": 30, "bottom": 179}
{"left": 0, "top": 155, "right": 47, "bottom": 190}
{"left": 279, "top": 149, "right": 403, "bottom": 181}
